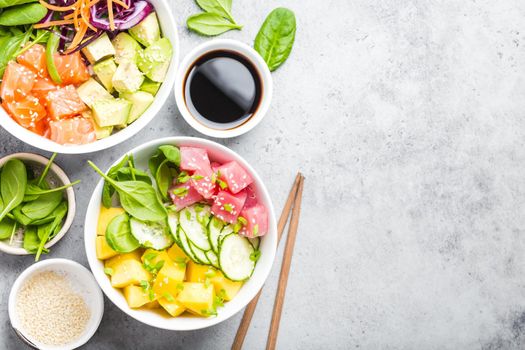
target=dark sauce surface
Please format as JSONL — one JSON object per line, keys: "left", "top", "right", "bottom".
{"left": 184, "top": 50, "right": 262, "bottom": 130}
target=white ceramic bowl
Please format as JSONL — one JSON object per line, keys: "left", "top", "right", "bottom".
{"left": 174, "top": 39, "right": 273, "bottom": 138}
{"left": 8, "top": 259, "right": 104, "bottom": 350}
{"left": 84, "top": 137, "right": 277, "bottom": 330}
{"left": 0, "top": 153, "right": 76, "bottom": 255}
{"left": 0, "top": 0, "right": 179, "bottom": 154}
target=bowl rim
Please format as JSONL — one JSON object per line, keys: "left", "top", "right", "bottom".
{"left": 0, "top": 0, "right": 179, "bottom": 155}
{"left": 84, "top": 136, "right": 278, "bottom": 330}
{"left": 174, "top": 39, "right": 273, "bottom": 139}
{"left": 0, "top": 153, "right": 76, "bottom": 255}
{"left": 8, "top": 258, "right": 104, "bottom": 350}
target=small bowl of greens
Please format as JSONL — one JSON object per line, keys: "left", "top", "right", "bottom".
{"left": 0, "top": 153, "right": 77, "bottom": 259}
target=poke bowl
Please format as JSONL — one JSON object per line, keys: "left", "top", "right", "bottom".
{"left": 0, "top": 0, "right": 178, "bottom": 154}
{"left": 84, "top": 137, "right": 277, "bottom": 330}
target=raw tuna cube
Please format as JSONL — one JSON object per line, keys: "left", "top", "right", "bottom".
{"left": 191, "top": 168, "right": 216, "bottom": 199}
{"left": 211, "top": 190, "right": 247, "bottom": 224}
{"left": 169, "top": 182, "right": 203, "bottom": 210}
{"left": 239, "top": 204, "right": 268, "bottom": 238}
{"left": 217, "top": 161, "right": 253, "bottom": 194}
{"left": 211, "top": 162, "right": 221, "bottom": 173}
{"left": 244, "top": 184, "right": 258, "bottom": 208}
{"left": 180, "top": 147, "right": 211, "bottom": 172}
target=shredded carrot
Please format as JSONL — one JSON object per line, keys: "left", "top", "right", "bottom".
{"left": 65, "top": 21, "right": 88, "bottom": 53}
{"left": 112, "top": 0, "right": 129, "bottom": 9}
{"left": 80, "top": 0, "right": 97, "bottom": 31}
{"left": 73, "top": 2, "right": 80, "bottom": 30}
{"left": 107, "top": 0, "right": 115, "bottom": 31}
{"left": 33, "top": 19, "right": 75, "bottom": 29}
{"left": 39, "top": 0, "right": 76, "bottom": 11}
{"left": 64, "top": 13, "right": 75, "bottom": 20}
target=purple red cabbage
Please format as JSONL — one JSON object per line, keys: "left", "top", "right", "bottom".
{"left": 90, "top": 0, "right": 153, "bottom": 31}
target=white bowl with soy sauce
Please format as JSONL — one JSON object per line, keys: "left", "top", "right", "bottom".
{"left": 174, "top": 39, "right": 273, "bottom": 138}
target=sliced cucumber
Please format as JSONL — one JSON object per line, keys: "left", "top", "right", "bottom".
{"left": 219, "top": 233, "right": 256, "bottom": 281}
{"left": 129, "top": 217, "right": 173, "bottom": 250}
{"left": 180, "top": 205, "right": 211, "bottom": 251}
{"left": 206, "top": 250, "right": 219, "bottom": 268}
{"left": 178, "top": 227, "right": 199, "bottom": 262}
{"left": 189, "top": 241, "right": 210, "bottom": 265}
{"left": 167, "top": 209, "right": 180, "bottom": 244}
{"left": 208, "top": 216, "right": 224, "bottom": 253}
{"left": 219, "top": 225, "right": 234, "bottom": 245}
{"left": 249, "top": 237, "right": 261, "bottom": 250}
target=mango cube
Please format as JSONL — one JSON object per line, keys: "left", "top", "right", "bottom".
{"left": 123, "top": 285, "right": 151, "bottom": 308}
{"left": 159, "top": 297, "right": 186, "bottom": 317}
{"left": 105, "top": 251, "right": 142, "bottom": 269}
{"left": 143, "top": 300, "right": 160, "bottom": 309}
{"left": 176, "top": 282, "right": 214, "bottom": 316}
{"left": 96, "top": 235, "right": 118, "bottom": 260}
{"left": 97, "top": 207, "right": 125, "bottom": 235}
{"left": 111, "top": 259, "right": 151, "bottom": 288}
{"left": 152, "top": 261, "right": 186, "bottom": 297}
{"left": 211, "top": 271, "right": 243, "bottom": 301}
{"left": 141, "top": 249, "right": 171, "bottom": 266}
{"left": 167, "top": 244, "right": 189, "bottom": 263}
{"left": 186, "top": 261, "right": 214, "bottom": 283}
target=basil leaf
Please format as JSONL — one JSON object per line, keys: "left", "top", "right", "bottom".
{"left": 0, "top": 0, "right": 37, "bottom": 9}
{"left": 187, "top": 13, "right": 242, "bottom": 36}
{"left": 0, "top": 217, "right": 16, "bottom": 240}
{"left": 155, "top": 160, "right": 172, "bottom": 201}
{"left": 0, "top": 159, "right": 27, "bottom": 222}
{"left": 89, "top": 161, "right": 167, "bottom": 222}
{"left": 0, "top": 3, "right": 47, "bottom": 26}
{"left": 195, "top": 0, "right": 235, "bottom": 23}
{"left": 21, "top": 190, "right": 62, "bottom": 220}
{"left": 159, "top": 145, "right": 181, "bottom": 166}
{"left": 254, "top": 7, "right": 296, "bottom": 71}
{"left": 105, "top": 212, "right": 139, "bottom": 253}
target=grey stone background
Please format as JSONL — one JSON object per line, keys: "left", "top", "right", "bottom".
{"left": 1, "top": 0, "right": 525, "bottom": 349}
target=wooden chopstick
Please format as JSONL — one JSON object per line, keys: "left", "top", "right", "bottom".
{"left": 266, "top": 175, "right": 304, "bottom": 350}
{"left": 231, "top": 173, "right": 302, "bottom": 350}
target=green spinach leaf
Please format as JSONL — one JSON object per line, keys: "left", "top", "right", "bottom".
{"left": 105, "top": 212, "right": 139, "bottom": 253}
{"left": 116, "top": 167, "right": 152, "bottom": 184}
{"left": 254, "top": 8, "right": 296, "bottom": 71}
{"left": 0, "top": 159, "right": 27, "bottom": 222}
{"left": 34, "top": 201, "right": 66, "bottom": 261}
{"left": 159, "top": 145, "right": 181, "bottom": 166}
{"left": 187, "top": 13, "right": 242, "bottom": 36}
{"left": 0, "top": 30, "right": 30, "bottom": 75}
{"left": 21, "top": 190, "right": 62, "bottom": 220}
{"left": 195, "top": 0, "right": 235, "bottom": 23}
{"left": 102, "top": 155, "right": 130, "bottom": 208}
{"left": 0, "top": 0, "right": 37, "bottom": 9}
{"left": 25, "top": 180, "right": 80, "bottom": 196}
{"left": 155, "top": 160, "right": 172, "bottom": 201}
{"left": 0, "top": 217, "right": 16, "bottom": 240}
{"left": 23, "top": 226, "right": 44, "bottom": 254}
{"left": 0, "top": 3, "right": 47, "bottom": 26}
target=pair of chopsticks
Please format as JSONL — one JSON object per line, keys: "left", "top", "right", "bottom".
{"left": 232, "top": 172, "right": 305, "bottom": 350}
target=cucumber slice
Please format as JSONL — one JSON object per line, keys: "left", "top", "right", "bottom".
{"left": 206, "top": 250, "right": 219, "bottom": 268}
{"left": 208, "top": 216, "right": 224, "bottom": 253}
{"left": 179, "top": 205, "right": 211, "bottom": 251}
{"left": 189, "top": 241, "right": 210, "bottom": 265}
{"left": 167, "top": 209, "right": 180, "bottom": 244}
{"left": 178, "top": 227, "right": 199, "bottom": 263}
{"left": 129, "top": 217, "right": 173, "bottom": 250}
{"left": 219, "top": 225, "right": 234, "bottom": 246}
{"left": 249, "top": 237, "right": 260, "bottom": 250}
{"left": 219, "top": 234, "right": 256, "bottom": 281}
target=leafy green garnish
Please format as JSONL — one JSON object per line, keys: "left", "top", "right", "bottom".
{"left": 250, "top": 250, "right": 261, "bottom": 262}
{"left": 163, "top": 292, "right": 175, "bottom": 302}
{"left": 104, "top": 268, "right": 114, "bottom": 276}
{"left": 172, "top": 186, "right": 189, "bottom": 198}
{"left": 253, "top": 224, "right": 259, "bottom": 236}
{"left": 224, "top": 203, "right": 233, "bottom": 213}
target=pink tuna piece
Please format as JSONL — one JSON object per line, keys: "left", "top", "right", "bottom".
{"left": 180, "top": 147, "right": 211, "bottom": 172}
{"left": 169, "top": 182, "right": 203, "bottom": 210}
{"left": 191, "top": 167, "right": 216, "bottom": 199}
{"left": 211, "top": 190, "right": 247, "bottom": 224}
{"left": 239, "top": 204, "right": 268, "bottom": 238}
{"left": 217, "top": 161, "right": 253, "bottom": 194}
{"left": 211, "top": 162, "right": 221, "bottom": 173}
{"left": 244, "top": 184, "right": 258, "bottom": 208}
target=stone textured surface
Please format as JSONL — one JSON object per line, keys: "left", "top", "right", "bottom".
{"left": 2, "top": 0, "right": 525, "bottom": 349}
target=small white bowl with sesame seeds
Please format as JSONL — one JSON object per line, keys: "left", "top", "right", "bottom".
{"left": 8, "top": 259, "right": 104, "bottom": 350}
{"left": 84, "top": 136, "right": 277, "bottom": 330}
{"left": 0, "top": 0, "right": 179, "bottom": 154}
{"left": 0, "top": 153, "right": 76, "bottom": 255}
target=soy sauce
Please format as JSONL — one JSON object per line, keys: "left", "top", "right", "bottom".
{"left": 184, "top": 50, "right": 262, "bottom": 130}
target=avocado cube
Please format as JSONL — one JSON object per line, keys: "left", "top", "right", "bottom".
{"left": 97, "top": 207, "right": 125, "bottom": 235}
{"left": 159, "top": 297, "right": 185, "bottom": 317}
{"left": 140, "top": 78, "right": 161, "bottom": 96}
{"left": 77, "top": 78, "right": 112, "bottom": 108}
{"left": 96, "top": 235, "right": 118, "bottom": 260}
{"left": 176, "top": 283, "right": 214, "bottom": 316}
{"left": 129, "top": 12, "right": 160, "bottom": 47}
{"left": 137, "top": 38, "right": 172, "bottom": 82}
{"left": 92, "top": 98, "right": 131, "bottom": 127}
{"left": 121, "top": 91, "right": 154, "bottom": 124}
{"left": 113, "top": 32, "right": 142, "bottom": 64}
{"left": 82, "top": 33, "right": 116, "bottom": 64}
{"left": 110, "top": 259, "right": 151, "bottom": 288}
{"left": 113, "top": 61, "right": 144, "bottom": 93}
{"left": 94, "top": 58, "right": 117, "bottom": 92}
{"left": 123, "top": 285, "right": 151, "bottom": 308}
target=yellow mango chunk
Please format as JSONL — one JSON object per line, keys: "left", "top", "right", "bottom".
{"left": 167, "top": 244, "right": 189, "bottom": 262}
{"left": 96, "top": 236, "right": 118, "bottom": 260}
{"left": 143, "top": 300, "right": 160, "bottom": 309}
{"left": 123, "top": 285, "right": 151, "bottom": 308}
{"left": 186, "top": 261, "right": 214, "bottom": 283}
{"left": 104, "top": 251, "right": 142, "bottom": 269}
{"left": 159, "top": 297, "right": 185, "bottom": 317}
{"left": 141, "top": 249, "right": 170, "bottom": 265}
{"left": 97, "top": 207, "right": 125, "bottom": 235}
{"left": 211, "top": 271, "right": 243, "bottom": 301}
{"left": 111, "top": 259, "right": 152, "bottom": 288}
{"left": 176, "top": 282, "right": 214, "bottom": 316}
{"left": 152, "top": 261, "right": 186, "bottom": 297}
